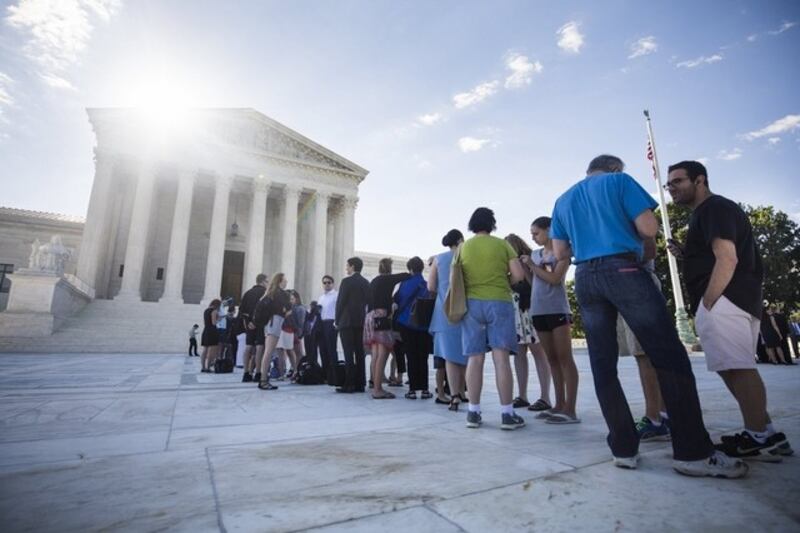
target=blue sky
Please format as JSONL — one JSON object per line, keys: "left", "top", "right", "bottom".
{"left": 1, "top": 0, "right": 798, "bottom": 258}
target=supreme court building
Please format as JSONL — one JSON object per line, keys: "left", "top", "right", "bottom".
{"left": 78, "top": 108, "right": 368, "bottom": 305}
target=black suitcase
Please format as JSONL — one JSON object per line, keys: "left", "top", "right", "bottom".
{"left": 333, "top": 360, "right": 346, "bottom": 387}
{"left": 214, "top": 357, "right": 234, "bottom": 374}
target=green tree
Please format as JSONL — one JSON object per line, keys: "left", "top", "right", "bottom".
{"left": 565, "top": 279, "right": 585, "bottom": 338}
{"left": 743, "top": 205, "right": 800, "bottom": 309}
{"left": 568, "top": 202, "right": 800, "bottom": 339}
{"left": 653, "top": 202, "right": 800, "bottom": 314}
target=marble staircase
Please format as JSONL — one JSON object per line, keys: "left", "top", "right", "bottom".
{"left": 0, "top": 299, "right": 204, "bottom": 353}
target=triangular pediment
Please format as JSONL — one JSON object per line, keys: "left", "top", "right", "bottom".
{"left": 209, "top": 109, "right": 368, "bottom": 178}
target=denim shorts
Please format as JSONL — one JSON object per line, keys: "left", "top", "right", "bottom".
{"left": 461, "top": 299, "right": 516, "bottom": 355}
{"left": 266, "top": 315, "right": 284, "bottom": 338}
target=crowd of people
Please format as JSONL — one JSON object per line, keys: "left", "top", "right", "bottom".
{"left": 193, "top": 154, "right": 795, "bottom": 480}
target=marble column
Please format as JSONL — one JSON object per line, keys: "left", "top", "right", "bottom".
{"left": 325, "top": 204, "right": 336, "bottom": 279}
{"left": 160, "top": 170, "right": 196, "bottom": 303}
{"left": 243, "top": 177, "right": 270, "bottom": 287}
{"left": 201, "top": 175, "right": 233, "bottom": 303}
{"left": 342, "top": 196, "right": 357, "bottom": 263}
{"left": 280, "top": 185, "right": 301, "bottom": 285}
{"left": 116, "top": 164, "right": 157, "bottom": 300}
{"left": 76, "top": 150, "right": 116, "bottom": 293}
{"left": 310, "top": 190, "right": 330, "bottom": 295}
{"left": 331, "top": 202, "right": 345, "bottom": 280}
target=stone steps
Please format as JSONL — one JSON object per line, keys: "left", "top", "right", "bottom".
{"left": 0, "top": 299, "right": 209, "bottom": 353}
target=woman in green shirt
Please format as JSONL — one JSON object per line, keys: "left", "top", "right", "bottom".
{"left": 460, "top": 207, "right": 527, "bottom": 430}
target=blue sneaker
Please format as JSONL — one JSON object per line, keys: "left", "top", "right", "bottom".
{"left": 501, "top": 412, "right": 526, "bottom": 430}
{"left": 466, "top": 410, "right": 482, "bottom": 428}
{"left": 636, "top": 416, "right": 671, "bottom": 442}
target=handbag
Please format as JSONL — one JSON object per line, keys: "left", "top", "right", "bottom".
{"left": 410, "top": 294, "right": 435, "bottom": 329}
{"left": 444, "top": 244, "right": 467, "bottom": 323}
{"left": 373, "top": 315, "right": 392, "bottom": 331}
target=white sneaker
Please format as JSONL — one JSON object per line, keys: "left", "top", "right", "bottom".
{"left": 613, "top": 454, "right": 640, "bottom": 469}
{"left": 673, "top": 450, "right": 749, "bottom": 479}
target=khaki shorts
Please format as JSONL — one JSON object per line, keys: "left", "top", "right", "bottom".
{"left": 695, "top": 295, "right": 759, "bottom": 372}
{"left": 616, "top": 316, "right": 644, "bottom": 357}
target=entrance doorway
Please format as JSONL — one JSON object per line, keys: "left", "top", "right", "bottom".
{"left": 220, "top": 250, "right": 245, "bottom": 304}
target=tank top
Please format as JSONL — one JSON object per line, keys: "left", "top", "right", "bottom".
{"left": 530, "top": 248, "right": 571, "bottom": 316}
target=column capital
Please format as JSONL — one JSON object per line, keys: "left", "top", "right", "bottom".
{"left": 92, "top": 147, "right": 118, "bottom": 167}
{"left": 283, "top": 184, "right": 302, "bottom": 199}
{"left": 216, "top": 174, "right": 235, "bottom": 189}
{"left": 253, "top": 176, "right": 271, "bottom": 194}
{"left": 176, "top": 168, "right": 197, "bottom": 183}
{"left": 343, "top": 196, "right": 359, "bottom": 209}
{"left": 315, "top": 190, "right": 332, "bottom": 203}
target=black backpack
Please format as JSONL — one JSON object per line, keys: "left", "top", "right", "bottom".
{"left": 252, "top": 294, "right": 275, "bottom": 329}
{"left": 214, "top": 357, "right": 234, "bottom": 374}
{"left": 295, "top": 356, "right": 324, "bottom": 385}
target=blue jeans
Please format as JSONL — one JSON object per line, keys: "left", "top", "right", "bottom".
{"left": 575, "top": 257, "right": 713, "bottom": 461}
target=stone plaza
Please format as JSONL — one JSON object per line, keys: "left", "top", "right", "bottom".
{"left": 0, "top": 350, "right": 797, "bottom": 532}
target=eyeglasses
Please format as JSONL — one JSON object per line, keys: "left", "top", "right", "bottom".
{"left": 323, "top": 281, "right": 332, "bottom": 285}
{"left": 663, "top": 176, "right": 690, "bottom": 190}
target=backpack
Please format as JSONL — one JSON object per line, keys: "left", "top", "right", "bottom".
{"left": 252, "top": 294, "right": 275, "bottom": 328}
{"left": 294, "top": 356, "right": 324, "bottom": 385}
{"left": 214, "top": 357, "right": 234, "bottom": 374}
{"left": 303, "top": 313, "right": 318, "bottom": 338}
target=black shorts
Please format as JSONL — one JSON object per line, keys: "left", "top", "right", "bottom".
{"left": 531, "top": 313, "right": 572, "bottom": 333}
{"left": 245, "top": 325, "right": 265, "bottom": 346}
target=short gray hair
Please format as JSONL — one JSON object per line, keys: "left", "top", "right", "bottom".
{"left": 587, "top": 154, "right": 625, "bottom": 174}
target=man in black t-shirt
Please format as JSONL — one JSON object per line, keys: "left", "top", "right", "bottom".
{"left": 239, "top": 273, "right": 269, "bottom": 383}
{"left": 667, "top": 160, "right": 792, "bottom": 461}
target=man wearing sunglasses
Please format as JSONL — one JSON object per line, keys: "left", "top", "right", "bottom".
{"left": 666, "top": 160, "right": 792, "bottom": 462}
{"left": 550, "top": 154, "right": 746, "bottom": 478}
{"left": 318, "top": 274, "right": 339, "bottom": 384}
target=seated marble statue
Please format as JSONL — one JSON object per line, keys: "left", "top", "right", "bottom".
{"left": 28, "top": 236, "right": 72, "bottom": 277}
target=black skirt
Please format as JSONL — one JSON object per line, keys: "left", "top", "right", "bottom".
{"left": 201, "top": 327, "right": 220, "bottom": 347}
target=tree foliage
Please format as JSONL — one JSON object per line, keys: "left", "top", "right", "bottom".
{"left": 744, "top": 204, "right": 800, "bottom": 308}
{"left": 652, "top": 202, "right": 800, "bottom": 314}
{"left": 565, "top": 279, "right": 585, "bottom": 338}
{"left": 567, "top": 202, "right": 800, "bottom": 338}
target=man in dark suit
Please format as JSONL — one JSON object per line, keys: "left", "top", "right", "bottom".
{"left": 335, "top": 256, "right": 370, "bottom": 393}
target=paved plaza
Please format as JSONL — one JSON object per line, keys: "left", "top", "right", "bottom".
{"left": 0, "top": 350, "right": 797, "bottom": 532}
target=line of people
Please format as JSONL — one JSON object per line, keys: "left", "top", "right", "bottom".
{"left": 195, "top": 153, "right": 793, "bottom": 481}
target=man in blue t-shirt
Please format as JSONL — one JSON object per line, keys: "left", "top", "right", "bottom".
{"left": 550, "top": 154, "right": 746, "bottom": 479}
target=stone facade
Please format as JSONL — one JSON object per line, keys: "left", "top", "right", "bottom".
{"left": 0, "top": 208, "right": 84, "bottom": 311}
{"left": 77, "top": 108, "right": 369, "bottom": 305}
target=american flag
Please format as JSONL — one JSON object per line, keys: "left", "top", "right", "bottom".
{"left": 646, "top": 140, "right": 657, "bottom": 178}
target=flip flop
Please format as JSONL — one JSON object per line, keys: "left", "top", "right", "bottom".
{"left": 528, "top": 399, "right": 552, "bottom": 411}
{"left": 371, "top": 391, "right": 396, "bottom": 399}
{"left": 545, "top": 413, "right": 581, "bottom": 424}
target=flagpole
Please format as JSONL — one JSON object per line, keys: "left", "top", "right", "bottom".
{"left": 644, "top": 109, "right": 697, "bottom": 346}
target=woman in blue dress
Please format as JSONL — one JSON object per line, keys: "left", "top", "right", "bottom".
{"left": 427, "top": 229, "right": 468, "bottom": 411}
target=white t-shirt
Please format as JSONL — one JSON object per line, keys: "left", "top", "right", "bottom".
{"left": 318, "top": 290, "right": 338, "bottom": 321}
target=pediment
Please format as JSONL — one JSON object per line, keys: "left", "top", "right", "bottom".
{"left": 87, "top": 108, "right": 369, "bottom": 180}
{"left": 209, "top": 109, "right": 368, "bottom": 178}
